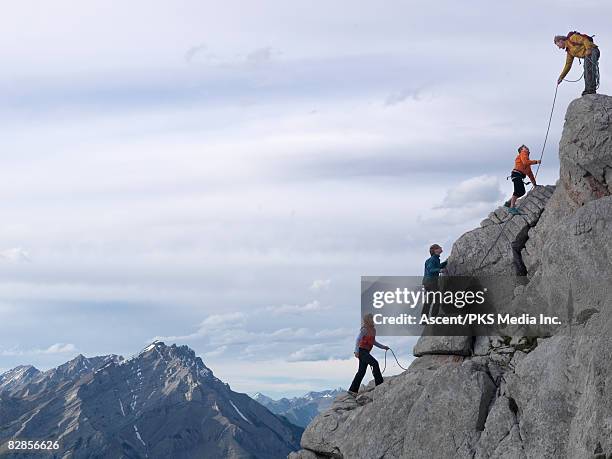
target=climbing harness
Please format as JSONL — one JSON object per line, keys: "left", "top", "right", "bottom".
{"left": 381, "top": 347, "right": 409, "bottom": 374}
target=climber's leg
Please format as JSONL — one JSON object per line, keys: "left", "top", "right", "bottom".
{"left": 510, "top": 172, "right": 526, "bottom": 211}
{"left": 348, "top": 349, "right": 369, "bottom": 393}
{"left": 584, "top": 48, "right": 600, "bottom": 95}
{"left": 362, "top": 351, "right": 383, "bottom": 386}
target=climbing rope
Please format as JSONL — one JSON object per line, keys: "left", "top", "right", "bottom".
{"left": 475, "top": 214, "right": 516, "bottom": 270}
{"left": 563, "top": 73, "right": 583, "bottom": 83}
{"left": 381, "top": 347, "right": 409, "bottom": 374}
{"left": 533, "top": 84, "right": 558, "bottom": 180}
{"left": 536, "top": 51, "right": 600, "bottom": 180}
{"left": 541, "top": 53, "right": 600, "bottom": 179}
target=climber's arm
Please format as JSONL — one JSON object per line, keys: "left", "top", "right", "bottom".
{"left": 559, "top": 53, "right": 574, "bottom": 81}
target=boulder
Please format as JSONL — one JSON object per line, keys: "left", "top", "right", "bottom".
{"left": 413, "top": 334, "right": 472, "bottom": 357}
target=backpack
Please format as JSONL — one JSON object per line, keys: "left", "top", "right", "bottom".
{"left": 567, "top": 31, "right": 594, "bottom": 42}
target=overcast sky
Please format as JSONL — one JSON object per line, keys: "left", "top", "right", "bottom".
{"left": 0, "top": 0, "right": 610, "bottom": 398}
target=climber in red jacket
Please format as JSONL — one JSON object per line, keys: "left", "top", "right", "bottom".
{"left": 348, "top": 313, "right": 389, "bottom": 396}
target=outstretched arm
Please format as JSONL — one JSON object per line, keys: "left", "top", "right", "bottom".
{"left": 373, "top": 340, "right": 389, "bottom": 350}
{"left": 559, "top": 53, "right": 574, "bottom": 81}
{"left": 520, "top": 151, "right": 539, "bottom": 167}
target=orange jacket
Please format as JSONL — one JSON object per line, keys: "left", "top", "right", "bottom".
{"left": 514, "top": 151, "right": 538, "bottom": 183}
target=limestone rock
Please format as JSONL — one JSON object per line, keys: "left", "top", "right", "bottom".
{"left": 558, "top": 94, "right": 612, "bottom": 206}
{"left": 292, "top": 95, "right": 612, "bottom": 459}
{"left": 449, "top": 185, "right": 555, "bottom": 276}
{"left": 413, "top": 334, "right": 472, "bottom": 357}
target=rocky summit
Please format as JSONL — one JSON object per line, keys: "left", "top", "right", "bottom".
{"left": 0, "top": 342, "right": 302, "bottom": 459}
{"left": 291, "top": 94, "right": 612, "bottom": 459}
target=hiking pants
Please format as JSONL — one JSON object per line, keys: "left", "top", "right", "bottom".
{"left": 511, "top": 170, "right": 526, "bottom": 198}
{"left": 421, "top": 278, "right": 439, "bottom": 317}
{"left": 348, "top": 348, "right": 383, "bottom": 393}
{"left": 585, "top": 47, "right": 600, "bottom": 93}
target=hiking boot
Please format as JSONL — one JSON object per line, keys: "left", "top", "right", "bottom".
{"left": 503, "top": 200, "right": 511, "bottom": 208}
{"left": 347, "top": 390, "right": 358, "bottom": 397}
{"left": 582, "top": 90, "right": 596, "bottom": 96}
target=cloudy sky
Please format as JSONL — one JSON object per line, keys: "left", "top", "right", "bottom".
{"left": 0, "top": 0, "right": 610, "bottom": 398}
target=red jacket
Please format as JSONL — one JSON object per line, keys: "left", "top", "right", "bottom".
{"left": 355, "top": 326, "right": 385, "bottom": 353}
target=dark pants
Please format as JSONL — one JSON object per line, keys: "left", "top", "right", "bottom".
{"left": 348, "top": 348, "right": 383, "bottom": 393}
{"left": 585, "top": 47, "right": 600, "bottom": 94}
{"left": 421, "top": 278, "right": 439, "bottom": 317}
{"left": 511, "top": 170, "right": 526, "bottom": 198}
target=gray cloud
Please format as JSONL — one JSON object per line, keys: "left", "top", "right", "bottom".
{"left": 245, "top": 47, "right": 277, "bottom": 65}
{"left": 384, "top": 87, "right": 422, "bottom": 106}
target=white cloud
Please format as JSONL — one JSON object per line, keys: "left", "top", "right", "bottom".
{"left": 287, "top": 344, "right": 347, "bottom": 362}
{"left": 184, "top": 43, "right": 208, "bottom": 63}
{"left": 0, "top": 248, "right": 31, "bottom": 262}
{"left": 438, "top": 175, "right": 504, "bottom": 209}
{"left": 200, "top": 312, "right": 247, "bottom": 329}
{"left": 0, "top": 343, "right": 76, "bottom": 356}
{"left": 384, "top": 88, "right": 422, "bottom": 106}
{"left": 203, "top": 345, "right": 227, "bottom": 359}
{"left": 310, "top": 279, "right": 331, "bottom": 292}
{"left": 265, "top": 300, "right": 328, "bottom": 315}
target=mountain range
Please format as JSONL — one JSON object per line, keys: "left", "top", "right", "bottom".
{"left": 0, "top": 342, "right": 302, "bottom": 458}
{"left": 252, "top": 388, "right": 344, "bottom": 428}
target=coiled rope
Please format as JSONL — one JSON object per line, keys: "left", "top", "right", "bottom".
{"left": 381, "top": 347, "right": 409, "bottom": 374}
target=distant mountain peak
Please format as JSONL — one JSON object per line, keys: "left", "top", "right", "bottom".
{"left": 253, "top": 387, "right": 345, "bottom": 428}
{"left": 0, "top": 365, "right": 41, "bottom": 391}
{"left": 1, "top": 343, "right": 302, "bottom": 457}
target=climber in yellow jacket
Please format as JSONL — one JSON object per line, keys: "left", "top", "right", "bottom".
{"left": 555, "top": 32, "right": 600, "bottom": 96}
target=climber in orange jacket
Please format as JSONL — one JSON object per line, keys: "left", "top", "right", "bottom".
{"left": 505, "top": 145, "right": 540, "bottom": 215}
{"left": 555, "top": 31, "right": 600, "bottom": 96}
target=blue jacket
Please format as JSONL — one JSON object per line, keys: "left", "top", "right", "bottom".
{"left": 424, "top": 254, "right": 447, "bottom": 278}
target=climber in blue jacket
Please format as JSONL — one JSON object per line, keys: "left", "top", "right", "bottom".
{"left": 422, "top": 244, "right": 448, "bottom": 317}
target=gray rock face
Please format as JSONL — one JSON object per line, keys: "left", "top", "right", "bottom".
{"left": 558, "top": 95, "right": 612, "bottom": 206}
{"left": 292, "top": 94, "right": 612, "bottom": 458}
{"left": 0, "top": 343, "right": 302, "bottom": 459}
{"left": 449, "top": 185, "right": 555, "bottom": 276}
{"left": 413, "top": 335, "right": 472, "bottom": 357}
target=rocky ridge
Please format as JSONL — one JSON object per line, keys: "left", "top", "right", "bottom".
{"left": 291, "top": 94, "right": 612, "bottom": 459}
